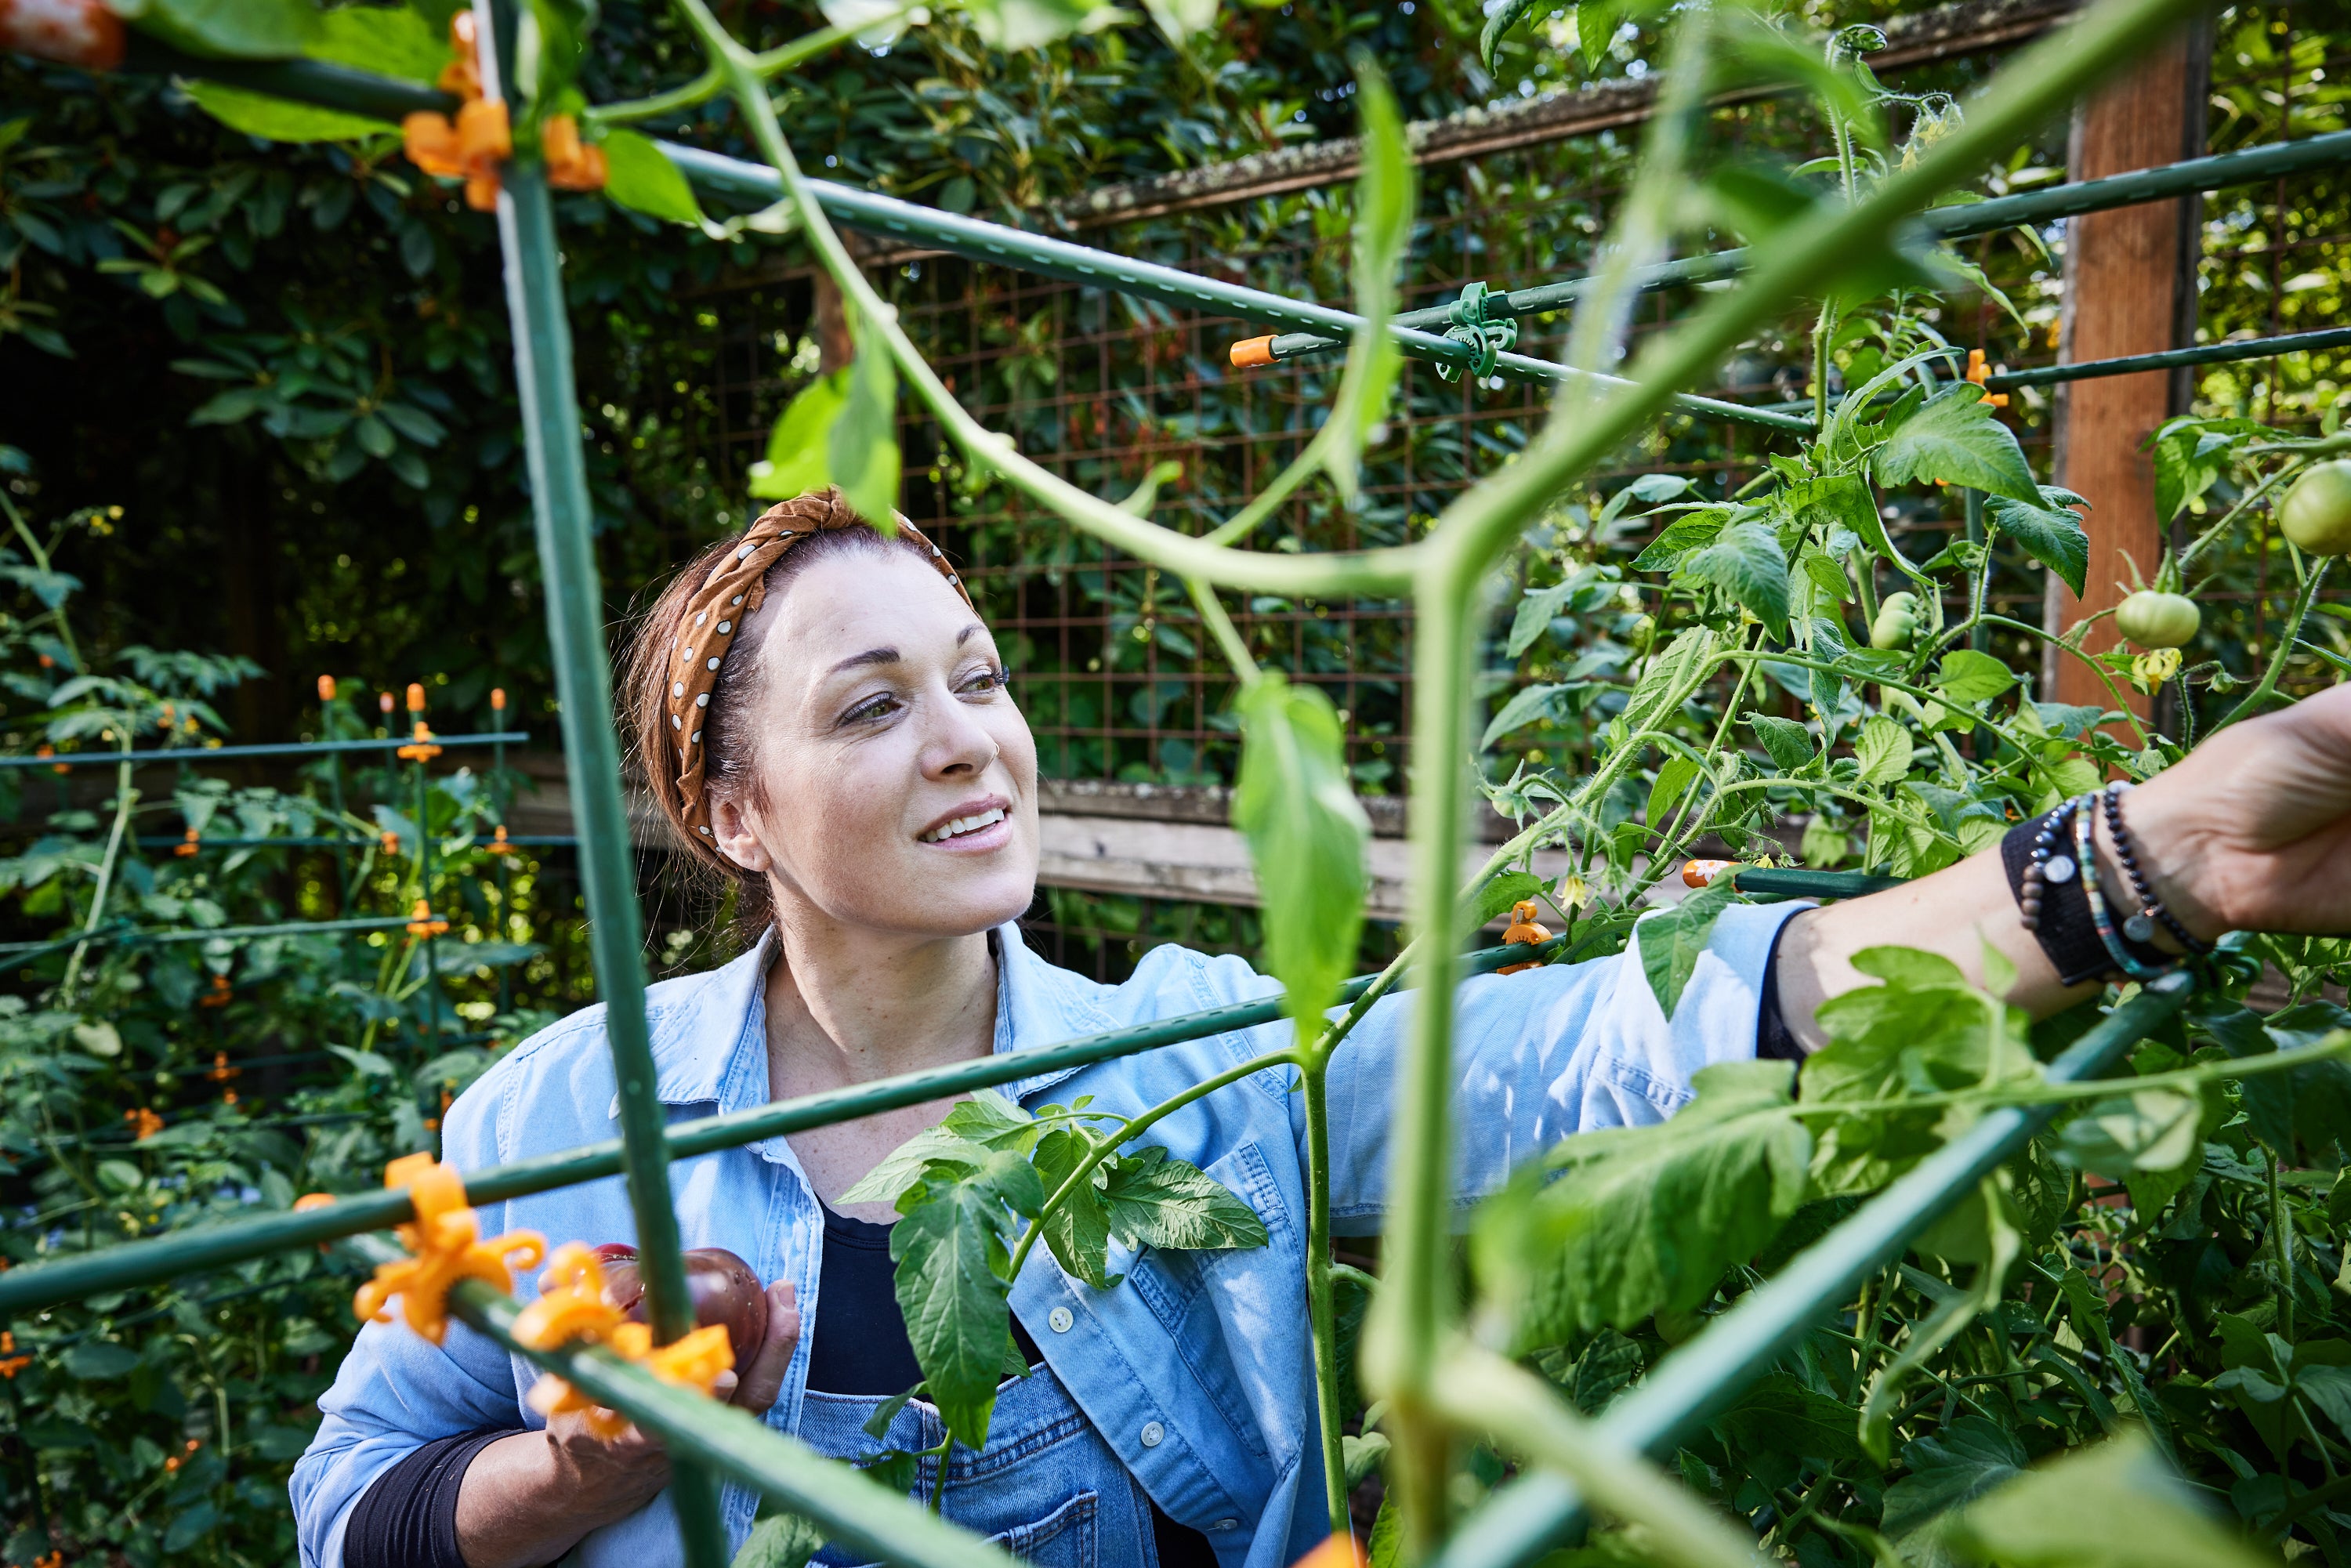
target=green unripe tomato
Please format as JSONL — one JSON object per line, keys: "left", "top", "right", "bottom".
{"left": 2280, "top": 459, "right": 2351, "bottom": 557}
{"left": 1870, "top": 591, "right": 1920, "bottom": 651}
{"left": 2114, "top": 589, "right": 2201, "bottom": 650}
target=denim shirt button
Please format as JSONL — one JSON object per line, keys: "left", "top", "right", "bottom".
{"left": 1139, "top": 1420, "right": 1165, "bottom": 1448}
{"left": 1049, "top": 1307, "right": 1074, "bottom": 1333}
{"left": 1212, "top": 1519, "right": 1238, "bottom": 1531}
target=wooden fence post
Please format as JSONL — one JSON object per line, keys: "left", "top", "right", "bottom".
{"left": 2045, "top": 30, "right": 2208, "bottom": 715}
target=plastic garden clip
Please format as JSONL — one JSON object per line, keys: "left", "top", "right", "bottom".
{"left": 1435, "top": 281, "right": 1520, "bottom": 383}
{"left": 353, "top": 1153, "right": 547, "bottom": 1345}
{"left": 513, "top": 1243, "right": 737, "bottom": 1439}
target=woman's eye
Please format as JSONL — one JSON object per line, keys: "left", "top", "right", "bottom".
{"left": 842, "top": 693, "right": 899, "bottom": 725}
{"left": 960, "top": 666, "right": 1008, "bottom": 696}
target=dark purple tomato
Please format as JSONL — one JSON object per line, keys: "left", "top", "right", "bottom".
{"left": 591, "top": 1244, "right": 768, "bottom": 1366}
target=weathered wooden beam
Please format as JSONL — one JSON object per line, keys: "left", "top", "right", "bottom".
{"left": 2045, "top": 31, "right": 2204, "bottom": 712}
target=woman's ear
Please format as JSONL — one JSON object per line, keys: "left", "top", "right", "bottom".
{"left": 708, "top": 791, "right": 773, "bottom": 875}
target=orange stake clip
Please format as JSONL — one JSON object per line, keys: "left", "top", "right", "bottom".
{"left": 1965, "top": 348, "right": 2009, "bottom": 409}
{"left": 1229, "top": 335, "right": 1277, "bottom": 370}
{"left": 353, "top": 1153, "right": 545, "bottom": 1345}
{"left": 517, "top": 1242, "right": 737, "bottom": 1437}
{"left": 1498, "top": 899, "right": 1552, "bottom": 975}
{"left": 1681, "top": 858, "right": 1734, "bottom": 889}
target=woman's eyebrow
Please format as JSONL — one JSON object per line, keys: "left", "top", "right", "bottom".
{"left": 955, "top": 624, "right": 986, "bottom": 646}
{"left": 826, "top": 646, "right": 900, "bottom": 676}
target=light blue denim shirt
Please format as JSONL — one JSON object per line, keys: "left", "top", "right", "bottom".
{"left": 292, "top": 903, "right": 1799, "bottom": 1568}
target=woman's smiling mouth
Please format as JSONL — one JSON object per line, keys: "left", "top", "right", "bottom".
{"left": 918, "top": 803, "right": 1010, "bottom": 846}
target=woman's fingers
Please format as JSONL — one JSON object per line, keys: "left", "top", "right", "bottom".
{"left": 730, "top": 1280, "right": 802, "bottom": 1415}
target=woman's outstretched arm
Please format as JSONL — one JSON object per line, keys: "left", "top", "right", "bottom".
{"left": 1774, "top": 683, "right": 2351, "bottom": 1043}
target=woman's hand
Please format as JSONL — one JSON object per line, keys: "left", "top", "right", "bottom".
{"left": 452, "top": 1277, "right": 800, "bottom": 1568}
{"left": 1777, "top": 685, "right": 2351, "bottom": 1044}
{"left": 2122, "top": 683, "right": 2351, "bottom": 942}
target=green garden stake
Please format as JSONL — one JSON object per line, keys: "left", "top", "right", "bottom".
{"left": 479, "top": 0, "right": 727, "bottom": 1544}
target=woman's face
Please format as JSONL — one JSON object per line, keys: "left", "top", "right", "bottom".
{"left": 708, "top": 546, "right": 1041, "bottom": 940}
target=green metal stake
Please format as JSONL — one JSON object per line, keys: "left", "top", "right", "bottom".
{"left": 414, "top": 704, "right": 441, "bottom": 1048}
{"left": 492, "top": 688, "right": 513, "bottom": 1017}
{"left": 491, "top": 125, "right": 734, "bottom": 1568}
{"left": 323, "top": 683, "right": 354, "bottom": 911}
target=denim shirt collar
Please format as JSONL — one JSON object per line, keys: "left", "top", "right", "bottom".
{"left": 646, "top": 923, "right": 1121, "bottom": 1117}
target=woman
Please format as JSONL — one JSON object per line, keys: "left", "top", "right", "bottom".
{"left": 294, "top": 488, "right": 2351, "bottom": 1568}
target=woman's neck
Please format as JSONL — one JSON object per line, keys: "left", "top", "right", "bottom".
{"left": 760, "top": 916, "right": 998, "bottom": 1099}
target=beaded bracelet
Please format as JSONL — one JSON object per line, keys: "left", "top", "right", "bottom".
{"left": 2072, "top": 796, "right": 2176, "bottom": 983}
{"left": 2015, "top": 795, "right": 2084, "bottom": 935}
{"left": 2098, "top": 781, "right": 2212, "bottom": 958}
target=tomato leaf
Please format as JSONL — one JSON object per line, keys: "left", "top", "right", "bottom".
{"left": 1879, "top": 1416, "right": 2027, "bottom": 1540}
{"left": 1855, "top": 713, "right": 1911, "bottom": 786}
{"left": 1744, "top": 712, "right": 1813, "bottom": 772}
{"left": 889, "top": 1168, "right": 1023, "bottom": 1450}
{"left": 1646, "top": 753, "right": 1702, "bottom": 831}
{"left": 1233, "top": 674, "right": 1369, "bottom": 1037}
{"left": 1636, "top": 877, "right": 1737, "bottom": 1021}
{"left": 1475, "top": 1058, "right": 1810, "bottom": 1345}
{"left": 747, "top": 371, "right": 849, "bottom": 501}
{"left": 603, "top": 130, "right": 706, "bottom": 226}
{"left": 1678, "top": 516, "right": 1791, "bottom": 637}
{"left": 1480, "top": 0, "right": 1543, "bottom": 70}
{"left": 1030, "top": 1127, "right": 1119, "bottom": 1289}
{"left": 1869, "top": 385, "right": 2038, "bottom": 504}
{"left": 1987, "top": 487, "right": 2091, "bottom": 597}
{"left": 183, "top": 83, "right": 389, "bottom": 143}
{"left": 125, "top": 0, "right": 321, "bottom": 60}
{"left": 1480, "top": 683, "right": 1570, "bottom": 750}
{"left": 1100, "top": 1146, "right": 1268, "bottom": 1251}
{"left": 1934, "top": 649, "right": 2018, "bottom": 706}
{"left": 829, "top": 330, "right": 900, "bottom": 525}
{"left": 1469, "top": 870, "right": 1547, "bottom": 930}
{"left": 1950, "top": 1430, "right": 2277, "bottom": 1568}
{"left": 732, "top": 1510, "right": 826, "bottom": 1568}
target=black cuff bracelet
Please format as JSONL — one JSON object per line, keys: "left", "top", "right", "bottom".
{"left": 2000, "top": 795, "right": 2172, "bottom": 987}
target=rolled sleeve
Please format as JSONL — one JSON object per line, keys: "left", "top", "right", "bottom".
{"left": 1317, "top": 900, "right": 1806, "bottom": 1231}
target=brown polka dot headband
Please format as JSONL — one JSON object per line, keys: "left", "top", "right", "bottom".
{"left": 665, "top": 488, "right": 973, "bottom": 843}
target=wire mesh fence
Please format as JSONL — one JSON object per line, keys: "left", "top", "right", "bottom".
{"left": 694, "top": 9, "right": 2338, "bottom": 976}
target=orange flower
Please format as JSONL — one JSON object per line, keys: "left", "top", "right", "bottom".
{"left": 124, "top": 1106, "right": 164, "bottom": 1140}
